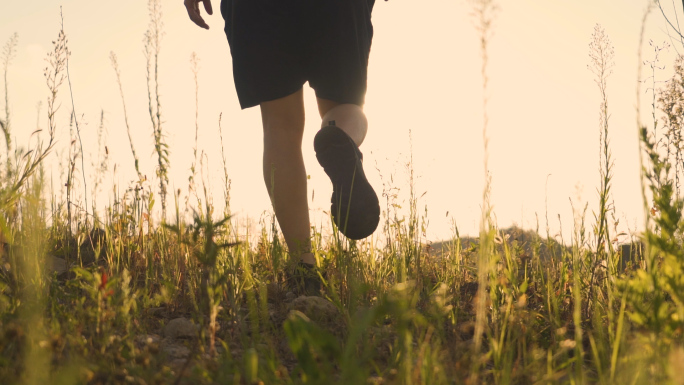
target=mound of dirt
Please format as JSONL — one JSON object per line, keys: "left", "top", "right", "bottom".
{"left": 429, "top": 225, "right": 567, "bottom": 260}
{"left": 288, "top": 296, "right": 345, "bottom": 337}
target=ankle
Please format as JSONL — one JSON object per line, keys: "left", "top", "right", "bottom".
{"left": 300, "top": 252, "right": 316, "bottom": 265}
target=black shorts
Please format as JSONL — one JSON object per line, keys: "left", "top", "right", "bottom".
{"left": 220, "top": 0, "right": 375, "bottom": 109}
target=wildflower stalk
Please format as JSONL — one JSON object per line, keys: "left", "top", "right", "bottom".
{"left": 470, "top": 0, "right": 497, "bottom": 380}
{"left": 61, "top": 9, "right": 88, "bottom": 226}
{"left": 586, "top": 23, "right": 615, "bottom": 316}
{"left": 144, "top": 0, "right": 169, "bottom": 220}
{"left": 0, "top": 33, "right": 59, "bottom": 212}
{"left": 637, "top": 2, "right": 655, "bottom": 268}
{"left": 218, "top": 113, "right": 232, "bottom": 220}
{"left": 188, "top": 52, "right": 201, "bottom": 211}
{"left": 110, "top": 52, "right": 142, "bottom": 180}
{"left": 90, "top": 110, "right": 109, "bottom": 218}
{"left": 66, "top": 114, "right": 78, "bottom": 237}
{"left": 407, "top": 129, "right": 420, "bottom": 286}
{"left": 657, "top": 55, "right": 684, "bottom": 199}
{"left": 1, "top": 32, "right": 18, "bottom": 178}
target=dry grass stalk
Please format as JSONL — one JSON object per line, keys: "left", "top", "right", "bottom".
{"left": 109, "top": 52, "right": 142, "bottom": 181}
{"left": 1, "top": 32, "right": 18, "bottom": 177}
{"left": 144, "top": 0, "right": 169, "bottom": 220}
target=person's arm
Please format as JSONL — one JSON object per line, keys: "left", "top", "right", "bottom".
{"left": 184, "top": 0, "right": 213, "bottom": 30}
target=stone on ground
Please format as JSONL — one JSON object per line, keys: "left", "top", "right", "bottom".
{"left": 288, "top": 296, "right": 345, "bottom": 336}
{"left": 164, "top": 317, "right": 199, "bottom": 340}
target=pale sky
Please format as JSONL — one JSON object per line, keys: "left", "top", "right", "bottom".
{"left": 1, "top": 0, "right": 680, "bottom": 243}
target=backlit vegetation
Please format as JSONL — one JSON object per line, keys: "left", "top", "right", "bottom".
{"left": 3, "top": 1, "right": 684, "bottom": 384}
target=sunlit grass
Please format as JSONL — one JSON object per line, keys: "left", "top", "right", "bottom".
{"left": 3, "top": 1, "right": 684, "bottom": 384}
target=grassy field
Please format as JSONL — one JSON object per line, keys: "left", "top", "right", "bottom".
{"left": 3, "top": 1, "right": 684, "bottom": 384}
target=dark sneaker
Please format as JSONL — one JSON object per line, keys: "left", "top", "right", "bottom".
{"left": 314, "top": 124, "right": 380, "bottom": 240}
{"left": 288, "top": 262, "right": 323, "bottom": 296}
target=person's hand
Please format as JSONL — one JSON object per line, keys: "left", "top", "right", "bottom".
{"left": 185, "top": 0, "right": 213, "bottom": 30}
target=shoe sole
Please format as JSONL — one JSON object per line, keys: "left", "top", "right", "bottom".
{"left": 314, "top": 125, "right": 380, "bottom": 240}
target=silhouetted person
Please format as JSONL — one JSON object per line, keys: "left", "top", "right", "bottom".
{"left": 185, "top": 0, "right": 380, "bottom": 294}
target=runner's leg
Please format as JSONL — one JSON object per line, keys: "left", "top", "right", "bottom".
{"left": 317, "top": 99, "right": 368, "bottom": 147}
{"left": 260, "top": 89, "right": 315, "bottom": 265}
{"left": 314, "top": 98, "right": 379, "bottom": 240}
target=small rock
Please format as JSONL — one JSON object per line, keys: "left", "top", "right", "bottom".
{"left": 48, "top": 255, "right": 68, "bottom": 274}
{"left": 168, "top": 358, "right": 189, "bottom": 368}
{"left": 288, "top": 296, "right": 345, "bottom": 336}
{"left": 266, "top": 282, "right": 283, "bottom": 302}
{"left": 145, "top": 307, "right": 165, "bottom": 317}
{"left": 267, "top": 303, "right": 282, "bottom": 324}
{"left": 289, "top": 296, "right": 339, "bottom": 320}
{"left": 278, "top": 338, "right": 295, "bottom": 361}
{"left": 161, "top": 339, "right": 191, "bottom": 359}
{"left": 164, "top": 318, "right": 199, "bottom": 340}
{"left": 285, "top": 291, "right": 296, "bottom": 302}
{"left": 135, "top": 334, "right": 161, "bottom": 347}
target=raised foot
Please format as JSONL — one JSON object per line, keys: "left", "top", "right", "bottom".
{"left": 314, "top": 125, "right": 380, "bottom": 240}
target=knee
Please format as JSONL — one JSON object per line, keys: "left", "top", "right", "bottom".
{"left": 262, "top": 113, "right": 306, "bottom": 147}
{"left": 260, "top": 92, "right": 306, "bottom": 141}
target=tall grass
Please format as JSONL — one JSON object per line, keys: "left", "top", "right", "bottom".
{"left": 468, "top": 0, "right": 499, "bottom": 382}
{"left": 144, "top": 0, "right": 170, "bottom": 220}
{"left": 1, "top": 32, "right": 18, "bottom": 178}
{"left": 6, "top": 2, "right": 684, "bottom": 385}
{"left": 188, "top": 52, "right": 201, "bottom": 213}
{"left": 109, "top": 52, "right": 142, "bottom": 181}
{"left": 62, "top": 10, "right": 88, "bottom": 227}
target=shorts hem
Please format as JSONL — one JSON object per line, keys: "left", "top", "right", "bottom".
{"left": 238, "top": 82, "right": 306, "bottom": 110}
{"left": 313, "top": 89, "right": 366, "bottom": 107}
